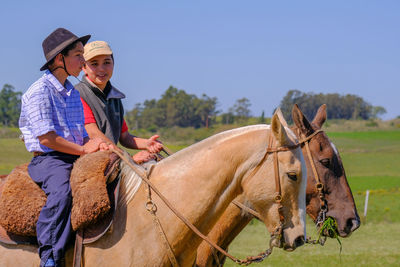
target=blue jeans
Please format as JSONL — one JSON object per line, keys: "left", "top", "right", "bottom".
{"left": 28, "top": 151, "right": 79, "bottom": 267}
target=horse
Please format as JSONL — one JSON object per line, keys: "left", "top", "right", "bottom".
{"left": 0, "top": 114, "right": 307, "bottom": 266}
{"left": 196, "top": 104, "right": 360, "bottom": 267}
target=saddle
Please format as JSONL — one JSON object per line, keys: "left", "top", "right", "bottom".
{"left": 0, "top": 151, "right": 121, "bottom": 246}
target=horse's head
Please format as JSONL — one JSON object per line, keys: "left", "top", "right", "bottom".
{"left": 292, "top": 104, "right": 360, "bottom": 237}
{"left": 241, "top": 113, "right": 306, "bottom": 251}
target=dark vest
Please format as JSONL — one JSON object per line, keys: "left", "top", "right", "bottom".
{"left": 75, "top": 76, "right": 126, "bottom": 144}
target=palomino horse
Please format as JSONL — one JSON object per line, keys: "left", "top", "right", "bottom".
{"left": 0, "top": 114, "right": 307, "bottom": 266}
{"left": 196, "top": 104, "right": 360, "bottom": 267}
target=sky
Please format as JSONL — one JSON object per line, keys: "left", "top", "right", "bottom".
{"left": 0, "top": 0, "right": 399, "bottom": 119}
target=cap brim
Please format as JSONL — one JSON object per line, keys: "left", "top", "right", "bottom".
{"left": 40, "top": 34, "right": 91, "bottom": 71}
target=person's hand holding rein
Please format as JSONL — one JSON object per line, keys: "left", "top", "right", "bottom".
{"left": 132, "top": 150, "right": 156, "bottom": 164}
{"left": 99, "top": 141, "right": 117, "bottom": 152}
{"left": 146, "top": 135, "right": 163, "bottom": 154}
{"left": 83, "top": 137, "right": 108, "bottom": 154}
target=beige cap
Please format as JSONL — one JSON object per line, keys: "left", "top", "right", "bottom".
{"left": 83, "top": 41, "right": 113, "bottom": 61}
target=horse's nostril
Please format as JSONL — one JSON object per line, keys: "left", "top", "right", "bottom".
{"left": 294, "top": 236, "right": 305, "bottom": 247}
{"left": 344, "top": 217, "right": 360, "bottom": 235}
{"left": 349, "top": 217, "right": 360, "bottom": 232}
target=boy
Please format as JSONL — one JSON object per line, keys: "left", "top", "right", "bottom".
{"left": 76, "top": 40, "right": 163, "bottom": 162}
{"left": 19, "top": 28, "right": 107, "bottom": 267}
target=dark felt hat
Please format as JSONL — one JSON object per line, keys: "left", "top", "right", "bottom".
{"left": 40, "top": 28, "right": 91, "bottom": 71}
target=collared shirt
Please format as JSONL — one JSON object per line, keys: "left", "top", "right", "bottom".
{"left": 19, "top": 70, "right": 88, "bottom": 153}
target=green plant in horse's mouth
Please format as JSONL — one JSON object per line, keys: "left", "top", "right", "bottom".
{"left": 318, "top": 217, "right": 342, "bottom": 252}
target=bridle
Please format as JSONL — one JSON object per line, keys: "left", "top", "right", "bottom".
{"left": 110, "top": 129, "right": 301, "bottom": 266}
{"left": 296, "top": 129, "right": 327, "bottom": 229}
{"left": 233, "top": 128, "right": 329, "bottom": 247}
{"left": 295, "top": 128, "right": 331, "bottom": 245}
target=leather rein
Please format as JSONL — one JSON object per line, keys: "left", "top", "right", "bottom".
{"left": 110, "top": 131, "right": 300, "bottom": 266}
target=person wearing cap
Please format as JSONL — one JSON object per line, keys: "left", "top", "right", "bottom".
{"left": 75, "top": 41, "right": 163, "bottom": 163}
{"left": 19, "top": 28, "right": 108, "bottom": 267}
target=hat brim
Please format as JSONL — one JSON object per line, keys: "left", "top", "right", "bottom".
{"left": 40, "top": 34, "right": 91, "bottom": 71}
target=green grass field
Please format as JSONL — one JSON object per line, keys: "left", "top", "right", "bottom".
{"left": 0, "top": 138, "right": 31, "bottom": 174}
{"left": 1, "top": 129, "right": 399, "bottom": 266}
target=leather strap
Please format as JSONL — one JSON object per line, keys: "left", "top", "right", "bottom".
{"left": 298, "top": 129, "right": 326, "bottom": 207}
{"left": 145, "top": 184, "right": 179, "bottom": 267}
{"left": 232, "top": 200, "right": 263, "bottom": 221}
{"left": 298, "top": 129, "right": 323, "bottom": 144}
{"left": 73, "top": 229, "right": 84, "bottom": 267}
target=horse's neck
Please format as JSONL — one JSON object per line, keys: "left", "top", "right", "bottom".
{"left": 148, "top": 127, "right": 268, "bottom": 226}
{"left": 121, "top": 127, "right": 269, "bottom": 258}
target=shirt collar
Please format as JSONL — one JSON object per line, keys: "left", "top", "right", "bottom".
{"left": 82, "top": 75, "right": 125, "bottom": 100}
{"left": 44, "top": 70, "right": 74, "bottom": 94}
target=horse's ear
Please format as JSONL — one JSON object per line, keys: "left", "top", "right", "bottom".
{"left": 312, "top": 104, "right": 327, "bottom": 128}
{"left": 271, "top": 113, "right": 289, "bottom": 146}
{"left": 274, "top": 107, "right": 289, "bottom": 128}
{"left": 292, "top": 104, "right": 313, "bottom": 136}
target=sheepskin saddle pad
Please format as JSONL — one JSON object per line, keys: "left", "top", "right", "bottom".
{"left": 0, "top": 151, "right": 121, "bottom": 239}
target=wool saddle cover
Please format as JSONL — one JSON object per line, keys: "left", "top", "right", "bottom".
{"left": 0, "top": 151, "right": 120, "bottom": 237}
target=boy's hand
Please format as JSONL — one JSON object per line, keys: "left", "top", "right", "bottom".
{"left": 132, "top": 150, "right": 156, "bottom": 164}
{"left": 99, "top": 142, "right": 117, "bottom": 151}
{"left": 146, "top": 135, "right": 163, "bottom": 153}
{"left": 83, "top": 138, "right": 106, "bottom": 154}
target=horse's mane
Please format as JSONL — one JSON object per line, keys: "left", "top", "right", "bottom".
{"left": 157, "top": 124, "right": 271, "bottom": 167}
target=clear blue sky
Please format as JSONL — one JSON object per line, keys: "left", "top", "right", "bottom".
{"left": 1, "top": 0, "right": 399, "bottom": 119}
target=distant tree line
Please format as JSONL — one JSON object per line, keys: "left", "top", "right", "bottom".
{"left": 279, "top": 90, "right": 387, "bottom": 123}
{"left": 125, "top": 86, "right": 219, "bottom": 130}
{"left": 125, "top": 86, "right": 255, "bottom": 130}
{"left": 0, "top": 84, "right": 388, "bottom": 130}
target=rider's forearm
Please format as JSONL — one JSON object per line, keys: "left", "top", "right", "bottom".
{"left": 119, "top": 131, "right": 141, "bottom": 150}
{"left": 131, "top": 137, "right": 148, "bottom": 150}
{"left": 38, "top": 131, "right": 85, "bottom": 155}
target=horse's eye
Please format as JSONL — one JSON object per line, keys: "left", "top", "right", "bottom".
{"left": 320, "top": 158, "right": 330, "bottom": 167}
{"left": 287, "top": 172, "right": 297, "bottom": 181}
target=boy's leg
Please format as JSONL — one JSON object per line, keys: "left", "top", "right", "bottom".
{"left": 28, "top": 152, "right": 78, "bottom": 267}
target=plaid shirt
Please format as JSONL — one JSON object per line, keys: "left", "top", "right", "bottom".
{"left": 19, "top": 70, "right": 88, "bottom": 153}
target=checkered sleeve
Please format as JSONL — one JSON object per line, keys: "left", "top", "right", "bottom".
{"left": 26, "top": 86, "right": 56, "bottom": 138}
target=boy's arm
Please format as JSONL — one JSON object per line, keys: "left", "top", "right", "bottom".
{"left": 38, "top": 131, "right": 105, "bottom": 155}
{"left": 120, "top": 132, "right": 163, "bottom": 153}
